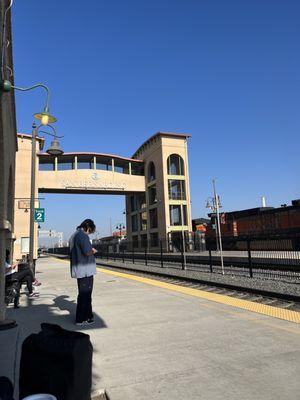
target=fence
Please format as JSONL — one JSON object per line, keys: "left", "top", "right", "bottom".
{"left": 48, "top": 233, "right": 300, "bottom": 283}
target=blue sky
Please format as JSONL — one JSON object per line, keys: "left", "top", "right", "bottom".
{"left": 12, "top": 0, "right": 300, "bottom": 240}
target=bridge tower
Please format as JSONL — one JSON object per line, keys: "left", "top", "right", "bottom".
{"left": 126, "top": 132, "right": 192, "bottom": 250}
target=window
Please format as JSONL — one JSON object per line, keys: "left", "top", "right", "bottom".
{"left": 96, "top": 158, "right": 112, "bottom": 171}
{"left": 57, "top": 160, "right": 74, "bottom": 170}
{"left": 149, "top": 208, "right": 158, "bottom": 229}
{"left": 167, "top": 154, "right": 185, "bottom": 175}
{"left": 170, "top": 205, "right": 181, "bottom": 226}
{"left": 148, "top": 185, "right": 157, "bottom": 205}
{"left": 168, "top": 180, "right": 186, "bottom": 200}
{"left": 131, "top": 163, "right": 144, "bottom": 176}
{"left": 139, "top": 193, "right": 146, "bottom": 209}
{"left": 141, "top": 234, "right": 148, "bottom": 248}
{"left": 140, "top": 211, "right": 147, "bottom": 231}
{"left": 77, "top": 158, "right": 93, "bottom": 169}
{"left": 39, "top": 162, "right": 54, "bottom": 171}
{"left": 182, "top": 205, "right": 187, "bottom": 225}
{"left": 131, "top": 214, "right": 138, "bottom": 232}
{"left": 170, "top": 205, "right": 187, "bottom": 226}
{"left": 21, "top": 237, "right": 30, "bottom": 253}
{"left": 150, "top": 232, "right": 159, "bottom": 247}
{"left": 114, "top": 160, "right": 129, "bottom": 174}
{"left": 130, "top": 195, "right": 138, "bottom": 212}
{"left": 148, "top": 161, "right": 156, "bottom": 182}
{"left": 132, "top": 235, "right": 139, "bottom": 248}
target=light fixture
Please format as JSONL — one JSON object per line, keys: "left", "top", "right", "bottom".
{"left": 0, "top": 80, "right": 57, "bottom": 125}
{"left": 34, "top": 106, "right": 57, "bottom": 125}
{"left": 46, "top": 138, "right": 64, "bottom": 156}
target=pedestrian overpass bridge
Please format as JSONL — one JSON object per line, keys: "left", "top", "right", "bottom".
{"left": 38, "top": 151, "right": 146, "bottom": 195}
{"left": 14, "top": 131, "right": 192, "bottom": 260}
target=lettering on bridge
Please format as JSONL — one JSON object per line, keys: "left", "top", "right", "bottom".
{"left": 60, "top": 178, "right": 127, "bottom": 191}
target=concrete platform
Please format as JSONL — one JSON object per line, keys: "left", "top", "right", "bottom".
{"left": 2, "top": 256, "right": 300, "bottom": 400}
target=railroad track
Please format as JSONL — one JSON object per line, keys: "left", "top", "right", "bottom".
{"left": 45, "top": 253, "right": 300, "bottom": 312}
{"left": 98, "top": 263, "right": 300, "bottom": 312}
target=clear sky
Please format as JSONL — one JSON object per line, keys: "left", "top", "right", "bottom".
{"left": 12, "top": 0, "right": 300, "bottom": 241}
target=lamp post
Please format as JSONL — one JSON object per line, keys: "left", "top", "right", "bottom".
{"left": 28, "top": 123, "right": 63, "bottom": 274}
{"left": 0, "top": 78, "right": 57, "bottom": 327}
{"left": 0, "top": 81, "right": 59, "bottom": 274}
{"left": 116, "top": 223, "right": 125, "bottom": 238}
{"left": 206, "top": 179, "right": 224, "bottom": 275}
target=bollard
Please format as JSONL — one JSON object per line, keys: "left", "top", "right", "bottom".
{"left": 145, "top": 248, "right": 148, "bottom": 266}
{"left": 132, "top": 247, "right": 135, "bottom": 264}
{"left": 122, "top": 248, "right": 125, "bottom": 263}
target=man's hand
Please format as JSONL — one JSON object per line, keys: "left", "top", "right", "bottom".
{"left": 92, "top": 248, "right": 97, "bottom": 254}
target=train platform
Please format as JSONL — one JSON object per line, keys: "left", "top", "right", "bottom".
{"left": 2, "top": 255, "right": 300, "bottom": 400}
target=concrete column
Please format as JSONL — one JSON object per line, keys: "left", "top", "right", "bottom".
{"left": 112, "top": 158, "right": 115, "bottom": 172}
{"left": 74, "top": 156, "right": 78, "bottom": 170}
{"left": 93, "top": 156, "right": 96, "bottom": 170}
{"left": 129, "top": 162, "right": 132, "bottom": 175}
{"left": 54, "top": 157, "right": 58, "bottom": 171}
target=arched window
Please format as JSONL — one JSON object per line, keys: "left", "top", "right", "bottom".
{"left": 148, "top": 161, "right": 156, "bottom": 181}
{"left": 167, "top": 154, "right": 184, "bottom": 175}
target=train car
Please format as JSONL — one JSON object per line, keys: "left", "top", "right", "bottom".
{"left": 206, "top": 199, "right": 300, "bottom": 250}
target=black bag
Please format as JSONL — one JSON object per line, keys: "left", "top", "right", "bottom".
{"left": 19, "top": 323, "right": 93, "bottom": 400}
{"left": 0, "top": 376, "right": 14, "bottom": 400}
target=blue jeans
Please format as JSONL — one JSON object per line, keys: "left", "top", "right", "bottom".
{"left": 76, "top": 276, "right": 94, "bottom": 323}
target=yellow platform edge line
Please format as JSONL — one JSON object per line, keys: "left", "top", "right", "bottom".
{"left": 98, "top": 267, "right": 300, "bottom": 325}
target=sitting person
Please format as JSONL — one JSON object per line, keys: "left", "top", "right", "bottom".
{"left": 5, "top": 250, "right": 40, "bottom": 307}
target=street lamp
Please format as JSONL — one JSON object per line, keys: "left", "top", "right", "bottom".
{"left": 116, "top": 223, "right": 125, "bottom": 238}
{"left": 28, "top": 122, "right": 64, "bottom": 274}
{"left": 0, "top": 81, "right": 60, "bottom": 274}
{"left": 0, "top": 82, "right": 57, "bottom": 126}
{"left": 39, "top": 125, "right": 64, "bottom": 156}
{"left": 206, "top": 179, "right": 224, "bottom": 275}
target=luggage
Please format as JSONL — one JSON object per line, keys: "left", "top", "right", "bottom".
{"left": 19, "top": 323, "right": 93, "bottom": 400}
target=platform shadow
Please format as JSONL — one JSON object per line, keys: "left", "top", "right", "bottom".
{"left": 53, "top": 295, "right": 106, "bottom": 330}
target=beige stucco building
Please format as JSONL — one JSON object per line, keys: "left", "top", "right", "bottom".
{"left": 14, "top": 132, "right": 192, "bottom": 260}
{"left": 0, "top": 0, "right": 17, "bottom": 323}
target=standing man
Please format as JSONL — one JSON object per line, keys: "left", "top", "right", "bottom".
{"left": 70, "top": 219, "right": 97, "bottom": 326}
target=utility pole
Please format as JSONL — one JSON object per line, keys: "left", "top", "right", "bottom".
{"left": 206, "top": 179, "right": 224, "bottom": 275}
{"left": 212, "top": 179, "right": 224, "bottom": 275}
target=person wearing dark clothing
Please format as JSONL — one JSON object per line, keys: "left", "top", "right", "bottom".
{"left": 5, "top": 250, "right": 39, "bottom": 307}
{"left": 69, "top": 219, "right": 97, "bottom": 326}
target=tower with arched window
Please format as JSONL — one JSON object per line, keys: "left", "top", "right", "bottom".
{"left": 126, "top": 132, "right": 192, "bottom": 250}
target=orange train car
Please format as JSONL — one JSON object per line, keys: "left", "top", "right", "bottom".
{"left": 206, "top": 199, "right": 300, "bottom": 249}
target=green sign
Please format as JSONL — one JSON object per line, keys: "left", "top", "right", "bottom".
{"left": 34, "top": 208, "right": 45, "bottom": 223}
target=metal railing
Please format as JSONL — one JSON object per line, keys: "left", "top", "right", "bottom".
{"left": 48, "top": 233, "right": 300, "bottom": 283}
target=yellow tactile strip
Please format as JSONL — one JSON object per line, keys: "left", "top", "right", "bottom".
{"left": 98, "top": 267, "right": 300, "bottom": 325}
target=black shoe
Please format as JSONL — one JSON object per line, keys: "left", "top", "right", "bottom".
{"left": 86, "top": 318, "right": 94, "bottom": 325}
